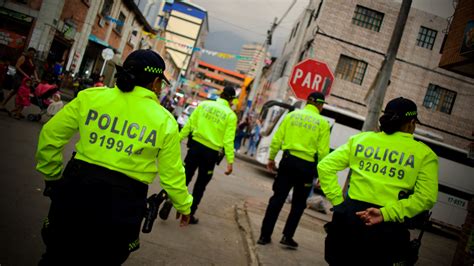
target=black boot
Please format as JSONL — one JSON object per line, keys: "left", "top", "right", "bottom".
{"left": 280, "top": 236, "right": 298, "bottom": 249}
{"left": 257, "top": 236, "right": 272, "bottom": 245}
{"left": 189, "top": 215, "right": 199, "bottom": 224}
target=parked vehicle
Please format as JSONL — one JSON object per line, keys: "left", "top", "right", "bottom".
{"left": 177, "top": 104, "right": 197, "bottom": 130}
{"left": 255, "top": 100, "right": 473, "bottom": 231}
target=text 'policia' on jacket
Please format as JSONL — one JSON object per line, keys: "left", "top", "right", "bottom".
{"left": 36, "top": 86, "right": 193, "bottom": 214}
{"left": 179, "top": 98, "right": 237, "bottom": 163}
{"left": 269, "top": 104, "right": 330, "bottom": 163}
{"left": 318, "top": 131, "right": 438, "bottom": 223}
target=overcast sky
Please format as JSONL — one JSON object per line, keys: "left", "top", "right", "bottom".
{"left": 191, "top": 0, "right": 455, "bottom": 70}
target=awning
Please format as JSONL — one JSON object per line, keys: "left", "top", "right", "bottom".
{"left": 88, "top": 34, "right": 115, "bottom": 50}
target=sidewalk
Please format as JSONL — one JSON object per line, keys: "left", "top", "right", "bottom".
{"left": 235, "top": 197, "right": 332, "bottom": 266}
{"left": 232, "top": 156, "right": 456, "bottom": 265}
{"left": 233, "top": 152, "right": 333, "bottom": 265}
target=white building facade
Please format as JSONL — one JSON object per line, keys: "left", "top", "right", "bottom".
{"left": 235, "top": 43, "right": 271, "bottom": 78}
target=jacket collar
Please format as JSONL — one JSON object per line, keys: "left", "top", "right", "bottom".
{"left": 217, "top": 97, "right": 231, "bottom": 108}
{"left": 114, "top": 85, "right": 158, "bottom": 102}
{"left": 304, "top": 104, "right": 321, "bottom": 114}
{"left": 390, "top": 131, "right": 414, "bottom": 139}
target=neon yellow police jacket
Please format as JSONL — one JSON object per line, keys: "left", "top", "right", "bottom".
{"left": 36, "top": 86, "right": 193, "bottom": 214}
{"left": 317, "top": 131, "right": 439, "bottom": 223}
{"left": 180, "top": 98, "right": 237, "bottom": 163}
{"left": 269, "top": 104, "right": 330, "bottom": 162}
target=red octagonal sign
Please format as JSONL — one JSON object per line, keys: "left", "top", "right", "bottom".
{"left": 288, "top": 59, "right": 334, "bottom": 100}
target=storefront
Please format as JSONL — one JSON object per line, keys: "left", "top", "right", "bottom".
{"left": 46, "top": 19, "right": 77, "bottom": 69}
{"left": 0, "top": 7, "right": 34, "bottom": 61}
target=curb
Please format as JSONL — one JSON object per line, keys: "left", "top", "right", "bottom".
{"left": 234, "top": 202, "right": 260, "bottom": 266}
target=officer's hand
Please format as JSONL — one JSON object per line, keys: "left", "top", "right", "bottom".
{"left": 267, "top": 160, "right": 277, "bottom": 173}
{"left": 225, "top": 163, "right": 233, "bottom": 175}
{"left": 176, "top": 212, "right": 191, "bottom": 227}
{"left": 356, "top": 207, "right": 384, "bottom": 226}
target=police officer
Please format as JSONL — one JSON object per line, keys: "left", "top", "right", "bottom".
{"left": 35, "top": 50, "right": 193, "bottom": 265}
{"left": 257, "top": 92, "right": 330, "bottom": 249}
{"left": 179, "top": 86, "right": 237, "bottom": 224}
{"left": 318, "top": 97, "right": 438, "bottom": 265}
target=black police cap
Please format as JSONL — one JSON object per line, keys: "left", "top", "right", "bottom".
{"left": 383, "top": 97, "right": 420, "bottom": 123}
{"left": 222, "top": 86, "right": 236, "bottom": 98}
{"left": 117, "top": 49, "right": 170, "bottom": 85}
{"left": 307, "top": 91, "right": 327, "bottom": 104}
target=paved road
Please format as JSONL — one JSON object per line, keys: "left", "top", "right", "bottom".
{"left": 0, "top": 101, "right": 458, "bottom": 265}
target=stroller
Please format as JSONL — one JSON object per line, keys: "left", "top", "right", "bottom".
{"left": 27, "top": 81, "right": 60, "bottom": 121}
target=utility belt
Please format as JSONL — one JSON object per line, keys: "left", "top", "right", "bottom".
{"left": 282, "top": 150, "right": 318, "bottom": 166}
{"left": 63, "top": 157, "right": 148, "bottom": 197}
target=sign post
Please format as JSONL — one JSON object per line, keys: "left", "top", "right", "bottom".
{"left": 100, "top": 48, "right": 114, "bottom": 75}
{"left": 288, "top": 59, "right": 334, "bottom": 99}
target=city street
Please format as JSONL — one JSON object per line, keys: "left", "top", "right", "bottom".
{"left": 0, "top": 102, "right": 459, "bottom": 265}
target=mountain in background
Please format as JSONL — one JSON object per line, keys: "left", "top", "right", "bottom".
{"left": 199, "top": 30, "right": 249, "bottom": 71}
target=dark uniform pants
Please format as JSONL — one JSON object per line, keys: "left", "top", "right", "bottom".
{"left": 260, "top": 152, "right": 316, "bottom": 239}
{"left": 325, "top": 198, "right": 410, "bottom": 266}
{"left": 39, "top": 158, "right": 148, "bottom": 266}
{"left": 184, "top": 140, "right": 220, "bottom": 215}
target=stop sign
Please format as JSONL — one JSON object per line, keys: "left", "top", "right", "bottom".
{"left": 288, "top": 59, "right": 334, "bottom": 99}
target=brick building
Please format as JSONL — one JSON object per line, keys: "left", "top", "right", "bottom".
{"left": 0, "top": 0, "right": 159, "bottom": 86}
{"left": 269, "top": 0, "right": 473, "bottom": 150}
{"left": 439, "top": 0, "right": 474, "bottom": 78}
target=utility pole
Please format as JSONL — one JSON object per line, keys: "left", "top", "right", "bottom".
{"left": 362, "top": 0, "right": 412, "bottom": 131}
{"left": 242, "top": 0, "right": 297, "bottom": 119}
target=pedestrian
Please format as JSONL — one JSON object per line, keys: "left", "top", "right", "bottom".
{"left": 35, "top": 49, "right": 193, "bottom": 265}
{"left": 10, "top": 77, "right": 32, "bottom": 119}
{"left": 177, "top": 86, "right": 237, "bottom": 224}
{"left": 46, "top": 93, "right": 63, "bottom": 117}
{"left": 0, "top": 56, "right": 10, "bottom": 101}
{"left": 257, "top": 92, "right": 330, "bottom": 249}
{"left": 1, "top": 47, "right": 39, "bottom": 110}
{"left": 93, "top": 74, "right": 105, "bottom": 87}
{"left": 52, "top": 59, "right": 64, "bottom": 85}
{"left": 318, "top": 97, "right": 438, "bottom": 265}
{"left": 234, "top": 116, "right": 249, "bottom": 152}
{"left": 245, "top": 119, "right": 261, "bottom": 157}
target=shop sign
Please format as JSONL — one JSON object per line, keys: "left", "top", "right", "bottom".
{"left": 62, "top": 19, "right": 77, "bottom": 40}
{"left": 0, "top": 29, "right": 26, "bottom": 49}
{"left": 0, "top": 7, "right": 33, "bottom": 23}
{"left": 62, "top": 24, "right": 76, "bottom": 40}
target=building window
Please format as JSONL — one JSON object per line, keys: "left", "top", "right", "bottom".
{"left": 352, "top": 5, "right": 384, "bottom": 32}
{"left": 416, "top": 26, "right": 437, "bottom": 50}
{"left": 115, "top": 12, "right": 126, "bottom": 34}
{"left": 335, "top": 55, "right": 368, "bottom": 85}
{"left": 101, "top": 0, "right": 114, "bottom": 16}
{"left": 423, "top": 84, "right": 456, "bottom": 114}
